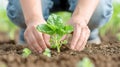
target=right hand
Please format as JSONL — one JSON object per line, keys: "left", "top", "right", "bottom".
{"left": 24, "top": 20, "right": 50, "bottom": 53}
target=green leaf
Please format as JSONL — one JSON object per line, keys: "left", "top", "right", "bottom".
{"left": 55, "top": 25, "right": 73, "bottom": 36}
{"left": 46, "top": 24, "right": 57, "bottom": 31}
{"left": 47, "top": 14, "right": 56, "bottom": 25}
{"left": 43, "top": 48, "right": 51, "bottom": 57}
{"left": 56, "top": 28, "right": 65, "bottom": 36}
{"left": 36, "top": 24, "right": 55, "bottom": 35}
{"left": 51, "top": 44, "right": 57, "bottom": 48}
{"left": 64, "top": 25, "right": 73, "bottom": 34}
{"left": 47, "top": 14, "right": 64, "bottom": 27}
{"left": 55, "top": 16, "right": 64, "bottom": 27}
{"left": 22, "top": 48, "right": 32, "bottom": 58}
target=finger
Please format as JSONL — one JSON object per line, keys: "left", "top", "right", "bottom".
{"left": 33, "top": 28, "right": 47, "bottom": 49}
{"left": 27, "top": 32, "right": 43, "bottom": 53}
{"left": 43, "top": 34, "right": 50, "bottom": 47}
{"left": 61, "top": 35, "right": 67, "bottom": 41}
{"left": 79, "top": 39, "right": 87, "bottom": 51}
{"left": 70, "top": 25, "right": 81, "bottom": 50}
{"left": 75, "top": 28, "right": 86, "bottom": 50}
{"left": 24, "top": 30, "right": 38, "bottom": 52}
{"left": 28, "top": 44, "right": 36, "bottom": 53}
{"left": 79, "top": 28, "right": 90, "bottom": 51}
{"left": 61, "top": 34, "right": 72, "bottom": 46}
{"left": 25, "top": 37, "right": 37, "bottom": 53}
{"left": 65, "top": 34, "right": 73, "bottom": 44}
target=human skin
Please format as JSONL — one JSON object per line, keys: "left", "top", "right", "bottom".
{"left": 69, "top": 0, "right": 99, "bottom": 51}
{"left": 20, "top": 0, "right": 99, "bottom": 53}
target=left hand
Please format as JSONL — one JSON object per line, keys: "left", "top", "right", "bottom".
{"left": 67, "top": 17, "right": 90, "bottom": 51}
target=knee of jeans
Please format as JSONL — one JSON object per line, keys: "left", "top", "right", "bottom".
{"left": 68, "top": 0, "right": 78, "bottom": 12}
{"left": 89, "top": 28, "right": 99, "bottom": 40}
{"left": 19, "top": 28, "right": 25, "bottom": 42}
{"left": 88, "top": 0, "right": 113, "bottom": 30}
{"left": 7, "top": 0, "right": 53, "bottom": 29}
{"left": 7, "top": 0, "right": 26, "bottom": 29}
{"left": 7, "top": 10, "right": 26, "bottom": 29}
{"left": 41, "top": 0, "right": 53, "bottom": 20}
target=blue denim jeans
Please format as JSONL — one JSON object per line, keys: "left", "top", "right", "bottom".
{"left": 7, "top": 0, "right": 113, "bottom": 43}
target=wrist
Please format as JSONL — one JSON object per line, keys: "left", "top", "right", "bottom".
{"left": 71, "top": 16, "right": 88, "bottom": 25}
{"left": 25, "top": 17, "right": 45, "bottom": 27}
{"left": 72, "top": 9, "right": 90, "bottom": 24}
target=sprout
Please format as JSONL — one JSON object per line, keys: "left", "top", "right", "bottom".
{"left": 43, "top": 48, "right": 51, "bottom": 57}
{"left": 22, "top": 48, "right": 32, "bottom": 58}
{"left": 37, "top": 14, "right": 73, "bottom": 52}
{"left": 76, "top": 57, "right": 94, "bottom": 67}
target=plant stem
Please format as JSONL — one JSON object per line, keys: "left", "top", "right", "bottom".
{"left": 57, "top": 47, "right": 60, "bottom": 52}
{"left": 50, "top": 34, "right": 62, "bottom": 52}
{"left": 57, "top": 40, "right": 61, "bottom": 52}
{"left": 55, "top": 35, "right": 60, "bottom": 52}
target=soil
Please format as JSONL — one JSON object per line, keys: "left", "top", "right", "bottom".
{"left": 0, "top": 33, "right": 120, "bottom": 67}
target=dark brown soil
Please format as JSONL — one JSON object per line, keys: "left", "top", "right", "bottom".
{"left": 0, "top": 33, "right": 120, "bottom": 67}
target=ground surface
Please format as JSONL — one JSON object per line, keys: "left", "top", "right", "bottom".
{"left": 0, "top": 33, "right": 120, "bottom": 67}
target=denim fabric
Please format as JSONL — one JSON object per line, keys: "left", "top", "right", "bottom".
{"left": 7, "top": 0, "right": 113, "bottom": 43}
{"left": 89, "top": 0, "right": 113, "bottom": 39}
{"left": 7, "top": 0, "right": 26, "bottom": 29}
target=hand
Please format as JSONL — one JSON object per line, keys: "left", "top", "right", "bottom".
{"left": 24, "top": 20, "right": 50, "bottom": 53}
{"left": 68, "top": 17, "right": 90, "bottom": 51}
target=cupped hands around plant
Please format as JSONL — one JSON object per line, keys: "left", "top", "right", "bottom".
{"left": 37, "top": 14, "right": 73, "bottom": 52}
{"left": 24, "top": 19, "right": 50, "bottom": 53}
{"left": 68, "top": 17, "right": 90, "bottom": 51}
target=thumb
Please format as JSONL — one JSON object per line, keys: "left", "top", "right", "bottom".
{"left": 43, "top": 34, "right": 50, "bottom": 47}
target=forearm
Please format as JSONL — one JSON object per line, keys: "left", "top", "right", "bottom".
{"left": 72, "top": 0, "right": 99, "bottom": 24}
{"left": 20, "top": 0, "right": 44, "bottom": 26}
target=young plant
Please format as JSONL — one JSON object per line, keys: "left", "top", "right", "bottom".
{"left": 43, "top": 48, "right": 51, "bottom": 57}
{"left": 37, "top": 14, "right": 73, "bottom": 52}
{"left": 22, "top": 48, "right": 51, "bottom": 57}
{"left": 22, "top": 48, "right": 32, "bottom": 58}
{"left": 76, "top": 57, "right": 94, "bottom": 67}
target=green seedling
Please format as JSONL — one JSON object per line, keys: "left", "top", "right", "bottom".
{"left": 43, "top": 48, "right": 51, "bottom": 57}
{"left": 76, "top": 57, "right": 94, "bottom": 67}
{"left": 37, "top": 14, "right": 73, "bottom": 52}
{"left": 22, "top": 48, "right": 51, "bottom": 57}
{"left": 22, "top": 48, "right": 32, "bottom": 58}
